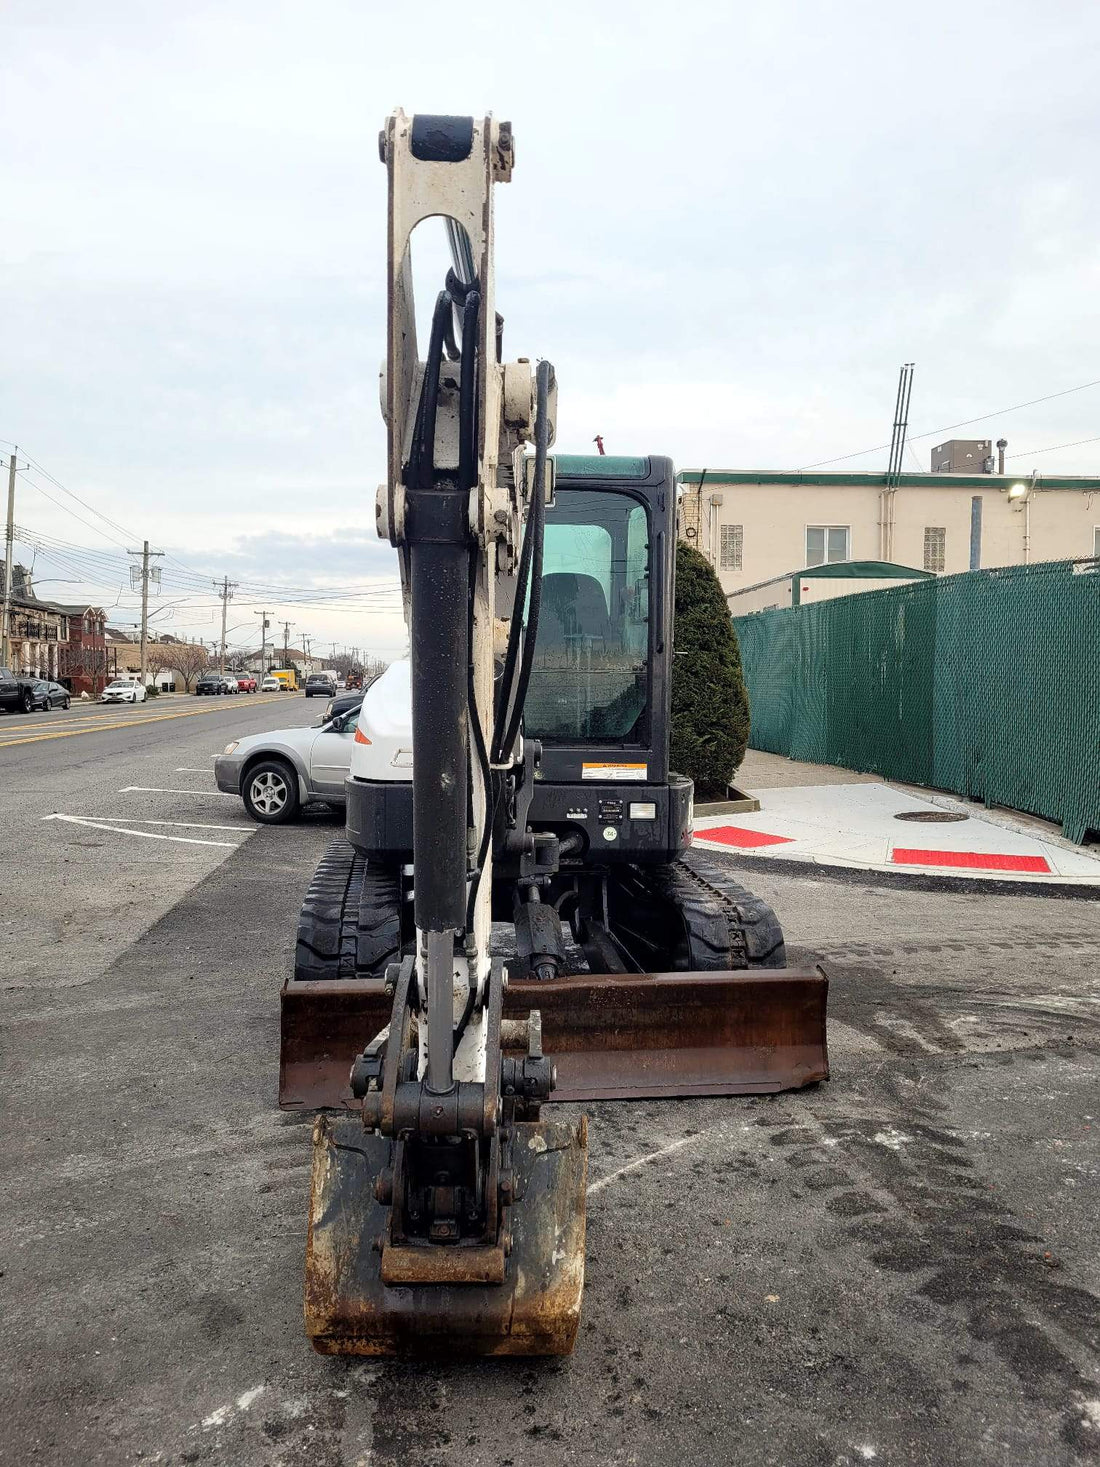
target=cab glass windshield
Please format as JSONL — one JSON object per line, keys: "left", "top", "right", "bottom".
{"left": 523, "top": 490, "right": 649, "bottom": 743}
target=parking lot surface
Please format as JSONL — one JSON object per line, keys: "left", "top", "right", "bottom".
{"left": 2, "top": 702, "right": 1099, "bottom": 1467}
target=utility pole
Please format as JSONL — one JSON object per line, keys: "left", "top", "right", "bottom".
{"left": 255, "top": 610, "right": 270, "bottom": 677}
{"left": 216, "top": 576, "right": 237, "bottom": 673}
{"left": 128, "top": 541, "right": 164, "bottom": 687}
{"left": 1, "top": 447, "right": 19, "bottom": 669}
{"left": 282, "top": 619, "right": 294, "bottom": 669}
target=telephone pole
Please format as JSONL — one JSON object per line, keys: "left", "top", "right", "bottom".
{"left": 255, "top": 610, "right": 270, "bottom": 677}
{"left": 281, "top": 619, "right": 294, "bottom": 669}
{"left": 1, "top": 447, "right": 19, "bottom": 669}
{"left": 128, "top": 541, "right": 164, "bottom": 686}
{"left": 216, "top": 576, "right": 237, "bottom": 672}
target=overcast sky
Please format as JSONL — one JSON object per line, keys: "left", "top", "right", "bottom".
{"left": 4, "top": 0, "right": 1099, "bottom": 656}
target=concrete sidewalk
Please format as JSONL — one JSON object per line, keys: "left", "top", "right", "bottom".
{"left": 696, "top": 750, "right": 1100, "bottom": 887}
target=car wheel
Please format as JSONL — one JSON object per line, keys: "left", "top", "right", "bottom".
{"left": 63, "top": 697, "right": 71, "bottom": 710}
{"left": 19, "top": 689, "right": 33, "bottom": 713}
{"left": 242, "top": 760, "right": 300, "bottom": 825}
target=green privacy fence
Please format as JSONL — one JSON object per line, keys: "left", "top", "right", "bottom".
{"left": 734, "top": 558, "right": 1100, "bottom": 843}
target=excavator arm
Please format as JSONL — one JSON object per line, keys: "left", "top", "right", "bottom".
{"left": 304, "top": 111, "right": 587, "bottom": 1356}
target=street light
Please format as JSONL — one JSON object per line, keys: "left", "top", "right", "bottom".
{"left": 1006, "top": 482, "right": 1029, "bottom": 504}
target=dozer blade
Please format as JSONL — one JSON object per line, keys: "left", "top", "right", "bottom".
{"left": 280, "top": 967, "right": 828, "bottom": 1110}
{"left": 304, "top": 1113, "right": 588, "bottom": 1356}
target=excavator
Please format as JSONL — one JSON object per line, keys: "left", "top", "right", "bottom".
{"left": 278, "top": 110, "right": 829, "bottom": 1356}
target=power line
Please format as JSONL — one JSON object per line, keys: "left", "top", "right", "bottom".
{"left": 23, "top": 474, "right": 132, "bottom": 548}
{"left": 15, "top": 524, "right": 401, "bottom": 605}
{"left": 1005, "top": 434, "right": 1100, "bottom": 461}
{"left": 0, "top": 437, "right": 142, "bottom": 542}
{"left": 798, "top": 376, "right": 1100, "bottom": 471}
{"left": 2, "top": 439, "right": 403, "bottom": 596}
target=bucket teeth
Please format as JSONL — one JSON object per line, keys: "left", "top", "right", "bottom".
{"left": 304, "top": 1114, "right": 588, "bottom": 1357}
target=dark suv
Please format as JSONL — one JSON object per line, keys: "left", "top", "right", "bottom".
{"left": 0, "top": 667, "right": 41, "bottom": 714}
{"left": 304, "top": 672, "right": 336, "bottom": 698}
{"left": 196, "top": 671, "right": 234, "bottom": 696}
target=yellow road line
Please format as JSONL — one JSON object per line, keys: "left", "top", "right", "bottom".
{"left": 0, "top": 696, "right": 292, "bottom": 748}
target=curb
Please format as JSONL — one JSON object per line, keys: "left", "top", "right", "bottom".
{"left": 695, "top": 845, "right": 1100, "bottom": 902}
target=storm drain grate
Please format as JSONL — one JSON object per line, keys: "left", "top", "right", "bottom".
{"left": 894, "top": 809, "right": 969, "bottom": 823}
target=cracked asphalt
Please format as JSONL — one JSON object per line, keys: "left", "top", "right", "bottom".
{"left": 2, "top": 708, "right": 1099, "bottom": 1466}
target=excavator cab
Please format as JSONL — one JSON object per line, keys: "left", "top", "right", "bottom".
{"left": 278, "top": 110, "right": 828, "bottom": 1358}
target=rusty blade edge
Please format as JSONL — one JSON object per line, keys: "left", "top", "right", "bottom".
{"left": 280, "top": 970, "right": 829, "bottom": 1108}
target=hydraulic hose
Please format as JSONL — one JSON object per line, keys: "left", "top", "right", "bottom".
{"left": 496, "top": 358, "right": 553, "bottom": 764}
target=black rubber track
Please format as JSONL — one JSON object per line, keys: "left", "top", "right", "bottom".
{"left": 676, "top": 849, "right": 787, "bottom": 969}
{"left": 293, "top": 837, "right": 403, "bottom": 982}
{"left": 608, "top": 851, "right": 786, "bottom": 972}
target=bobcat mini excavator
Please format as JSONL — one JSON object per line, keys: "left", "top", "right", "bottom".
{"left": 278, "top": 110, "right": 828, "bottom": 1356}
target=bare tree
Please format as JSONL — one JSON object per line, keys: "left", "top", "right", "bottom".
{"left": 150, "top": 641, "right": 209, "bottom": 692}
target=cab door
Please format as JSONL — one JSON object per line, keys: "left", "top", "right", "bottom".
{"left": 309, "top": 713, "right": 357, "bottom": 797}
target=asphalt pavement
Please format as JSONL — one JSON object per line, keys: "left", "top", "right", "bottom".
{"left": 2, "top": 706, "right": 1099, "bottom": 1467}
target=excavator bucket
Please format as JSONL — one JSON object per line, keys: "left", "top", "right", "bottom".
{"left": 304, "top": 1113, "right": 588, "bottom": 1356}
{"left": 279, "top": 966, "right": 829, "bottom": 1112}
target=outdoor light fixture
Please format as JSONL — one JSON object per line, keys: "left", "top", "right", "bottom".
{"left": 1006, "top": 481, "right": 1030, "bottom": 503}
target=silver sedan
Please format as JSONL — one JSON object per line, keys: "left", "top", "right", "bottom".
{"left": 214, "top": 708, "right": 359, "bottom": 823}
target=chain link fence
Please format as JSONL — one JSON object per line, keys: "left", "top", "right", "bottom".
{"left": 735, "top": 559, "right": 1100, "bottom": 843}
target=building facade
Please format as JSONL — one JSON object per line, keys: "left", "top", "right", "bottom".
{"left": 1, "top": 562, "right": 107, "bottom": 690}
{"left": 678, "top": 469, "right": 1100, "bottom": 597}
{"left": 7, "top": 597, "right": 70, "bottom": 679}
{"left": 55, "top": 603, "right": 109, "bottom": 696}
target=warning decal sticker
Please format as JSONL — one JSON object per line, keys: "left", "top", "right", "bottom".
{"left": 581, "top": 762, "right": 648, "bottom": 782}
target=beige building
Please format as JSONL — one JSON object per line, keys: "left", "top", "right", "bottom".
{"left": 678, "top": 468, "right": 1100, "bottom": 597}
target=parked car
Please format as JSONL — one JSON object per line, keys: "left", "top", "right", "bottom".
{"left": 0, "top": 666, "right": 47, "bottom": 714}
{"left": 319, "top": 691, "right": 364, "bottom": 725}
{"left": 304, "top": 671, "right": 336, "bottom": 698}
{"left": 261, "top": 674, "right": 281, "bottom": 692}
{"left": 195, "top": 671, "right": 237, "bottom": 696}
{"left": 101, "top": 678, "right": 148, "bottom": 704}
{"left": 215, "top": 705, "right": 360, "bottom": 823}
{"left": 28, "top": 679, "right": 72, "bottom": 711}
{"left": 234, "top": 674, "right": 258, "bottom": 693}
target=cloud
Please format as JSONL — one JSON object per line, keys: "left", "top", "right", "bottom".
{"left": 3, "top": 0, "right": 1100, "bottom": 653}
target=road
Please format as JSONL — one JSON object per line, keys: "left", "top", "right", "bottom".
{"left": 2, "top": 701, "right": 1099, "bottom": 1467}
{"left": 0, "top": 691, "right": 320, "bottom": 992}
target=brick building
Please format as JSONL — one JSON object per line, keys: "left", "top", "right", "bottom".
{"left": 54, "top": 602, "right": 109, "bottom": 696}
{"left": 2, "top": 562, "right": 109, "bottom": 693}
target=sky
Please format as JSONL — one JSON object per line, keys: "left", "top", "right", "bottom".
{"left": 3, "top": 0, "right": 1099, "bottom": 657}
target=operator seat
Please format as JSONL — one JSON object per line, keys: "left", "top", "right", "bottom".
{"left": 538, "top": 573, "right": 611, "bottom": 652}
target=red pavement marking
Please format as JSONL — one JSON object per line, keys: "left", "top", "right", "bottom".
{"left": 891, "top": 847, "right": 1051, "bottom": 874}
{"left": 697, "top": 824, "right": 794, "bottom": 849}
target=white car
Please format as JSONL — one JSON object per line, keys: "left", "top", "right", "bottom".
{"left": 100, "top": 679, "right": 147, "bottom": 704}
{"left": 261, "top": 675, "right": 281, "bottom": 692}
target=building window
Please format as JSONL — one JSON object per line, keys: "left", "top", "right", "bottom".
{"left": 720, "top": 523, "right": 743, "bottom": 571}
{"left": 805, "top": 525, "right": 850, "bottom": 567}
{"left": 1094, "top": 527, "right": 1100, "bottom": 558}
{"left": 923, "top": 526, "right": 946, "bottom": 573}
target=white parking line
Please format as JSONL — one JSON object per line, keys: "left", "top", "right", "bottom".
{"left": 42, "top": 813, "right": 241, "bottom": 848}
{"left": 81, "top": 816, "right": 250, "bottom": 832}
{"left": 175, "top": 767, "right": 215, "bottom": 773}
{"left": 119, "top": 785, "right": 237, "bottom": 797}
